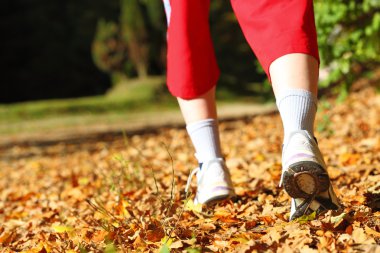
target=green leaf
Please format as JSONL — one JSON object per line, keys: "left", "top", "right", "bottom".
{"left": 159, "top": 244, "right": 171, "bottom": 253}
{"left": 336, "top": 87, "right": 348, "bottom": 104}
{"left": 159, "top": 236, "right": 173, "bottom": 253}
{"left": 104, "top": 243, "right": 117, "bottom": 253}
{"left": 186, "top": 247, "right": 202, "bottom": 253}
{"left": 330, "top": 212, "right": 347, "bottom": 224}
{"left": 79, "top": 246, "right": 88, "bottom": 253}
{"left": 295, "top": 212, "right": 316, "bottom": 224}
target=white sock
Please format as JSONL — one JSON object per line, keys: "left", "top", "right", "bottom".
{"left": 276, "top": 89, "right": 318, "bottom": 143}
{"left": 186, "top": 119, "right": 222, "bottom": 163}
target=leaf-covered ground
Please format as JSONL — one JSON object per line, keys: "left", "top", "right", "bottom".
{"left": 1, "top": 85, "right": 379, "bottom": 252}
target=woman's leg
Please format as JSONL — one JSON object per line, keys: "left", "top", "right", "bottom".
{"left": 177, "top": 87, "right": 217, "bottom": 125}
{"left": 270, "top": 53, "right": 319, "bottom": 96}
{"left": 163, "top": 0, "right": 235, "bottom": 204}
{"left": 163, "top": 0, "right": 219, "bottom": 99}
{"left": 177, "top": 87, "right": 222, "bottom": 163}
{"left": 231, "top": 0, "right": 340, "bottom": 220}
{"left": 270, "top": 53, "right": 319, "bottom": 144}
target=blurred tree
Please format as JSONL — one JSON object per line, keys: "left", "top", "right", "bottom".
{"left": 92, "top": 19, "right": 128, "bottom": 83}
{"left": 143, "top": 0, "right": 167, "bottom": 76}
{"left": 92, "top": 0, "right": 166, "bottom": 80}
{"left": 120, "top": 0, "right": 149, "bottom": 78}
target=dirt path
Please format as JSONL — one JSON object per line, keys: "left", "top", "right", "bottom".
{"left": 0, "top": 86, "right": 379, "bottom": 252}
{"left": 0, "top": 103, "right": 276, "bottom": 149}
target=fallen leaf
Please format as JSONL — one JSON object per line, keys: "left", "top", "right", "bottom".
{"left": 364, "top": 226, "right": 380, "bottom": 238}
{"left": 295, "top": 212, "right": 316, "bottom": 224}
{"left": 159, "top": 244, "right": 170, "bottom": 253}
{"left": 184, "top": 199, "right": 202, "bottom": 213}
{"left": 170, "top": 240, "right": 183, "bottom": 249}
{"left": 339, "top": 153, "right": 360, "bottom": 166}
{"left": 199, "top": 223, "right": 216, "bottom": 232}
{"left": 262, "top": 228, "right": 282, "bottom": 244}
{"left": 186, "top": 247, "right": 202, "bottom": 253}
{"left": 91, "top": 230, "right": 108, "bottom": 243}
{"left": 52, "top": 225, "right": 74, "bottom": 233}
{"left": 352, "top": 227, "right": 376, "bottom": 244}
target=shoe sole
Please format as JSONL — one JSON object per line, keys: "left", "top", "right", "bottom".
{"left": 283, "top": 161, "right": 330, "bottom": 199}
{"left": 204, "top": 193, "right": 234, "bottom": 205}
{"left": 197, "top": 187, "right": 236, "bottom": 205}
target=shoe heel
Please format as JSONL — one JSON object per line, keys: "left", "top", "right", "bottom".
{"left": 283, "top": 161, "right": 330, "bottom": 199}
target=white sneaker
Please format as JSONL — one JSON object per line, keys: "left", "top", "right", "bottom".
{"left": 280, "top": 130, "right": 341, "bottom": 220}
{"left": 185, "top": 158, "right": 235, "bottom": 205}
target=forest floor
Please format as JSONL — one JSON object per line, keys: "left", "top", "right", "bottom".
{"left": 0, "top": 81, "right": 379, "bottom": 252}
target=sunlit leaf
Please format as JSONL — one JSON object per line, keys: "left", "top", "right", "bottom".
{"left": 330, "top": 212, "right": 347, "bottom": 224}
{"left": 52, "top": 225, "right": 74, "bottom": 233}
{"left": 295, "top": 212, "right": 316, "bottom": 224}
{"left": 104, "top": 243, "right": 117, "bottom": 253}
{"left": 186, "top": 247, "right": 202, "bottom": 253}
{"left": 184, "top": 199, "right": 202, "bottom": 213}
{"left": 159, "top": 244, "right": 170, "bottom": 253}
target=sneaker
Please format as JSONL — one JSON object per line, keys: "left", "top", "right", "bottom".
{"left": 185, "top": 158, "right": 235, "bottom": 205}
{"left": 280, "top": 130, "right": 341, "bottom": 220}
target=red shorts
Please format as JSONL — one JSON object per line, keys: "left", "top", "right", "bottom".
{"left": 163, "top": 0, "right": 319, "bottom": 99}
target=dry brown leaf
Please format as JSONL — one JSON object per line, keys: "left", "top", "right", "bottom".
{"left": 170, "top": 240, "right": 183, "bottom": 249}
{"left": 262, "top": 228, "right": 281, "bottom": 245}
{"left": 91, "top": 230, "right": 109, "bottom": 243}
{"left": 339, "top": 153, "right": 361, "bottom": 166}
{"left": 365, "top": 226, "right": 380, "bottom": 238}
{"left": 1, "top": 84, "right": 379, "bottom": 252}
{"left": 352, "top": 227, "right": 376, "bottom": 244}
{"left": 199, "top": 223, "right": 216, "bottom": 232}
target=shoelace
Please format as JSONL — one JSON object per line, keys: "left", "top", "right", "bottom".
{"left": 293, "top": 193, "right": 317, "bottom": 219}
{"left": 185, "top": 167, "right": 200, "bottom": 194}
{"left": 292, "top": 192, "right": 336, "bottom": 219}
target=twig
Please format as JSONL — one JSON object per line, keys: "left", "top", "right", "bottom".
{"left": 161, "top": 142, "right": 176, "bottom": 218}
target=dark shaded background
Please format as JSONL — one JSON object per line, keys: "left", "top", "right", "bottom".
{"left": 0, "top": 1, "right": 268, "bottom": 104}
{"left": 0, "top": 0, "right": 120, "bottom": 103}
{"left": 2, "top": 1, "right": 378, "bottom": 103}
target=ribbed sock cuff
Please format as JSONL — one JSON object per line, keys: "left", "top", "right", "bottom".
{"left": 186, "top": 119, "right": 222, "bottom": 163}
{"left": 276, "top": 89, "right": 318, "bottom": 143}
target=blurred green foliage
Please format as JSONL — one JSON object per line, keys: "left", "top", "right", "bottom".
{"left": 92, "top": 20, "right": 127, "bottom": 75}
{"left": 93, "top": 0, "right": 380, "bottom": 93}
{"left": 2, "top": 0, "right": 379, "bottom": 103}
{"left": 315, "top": 0, "right": 380, "bottom": 88}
